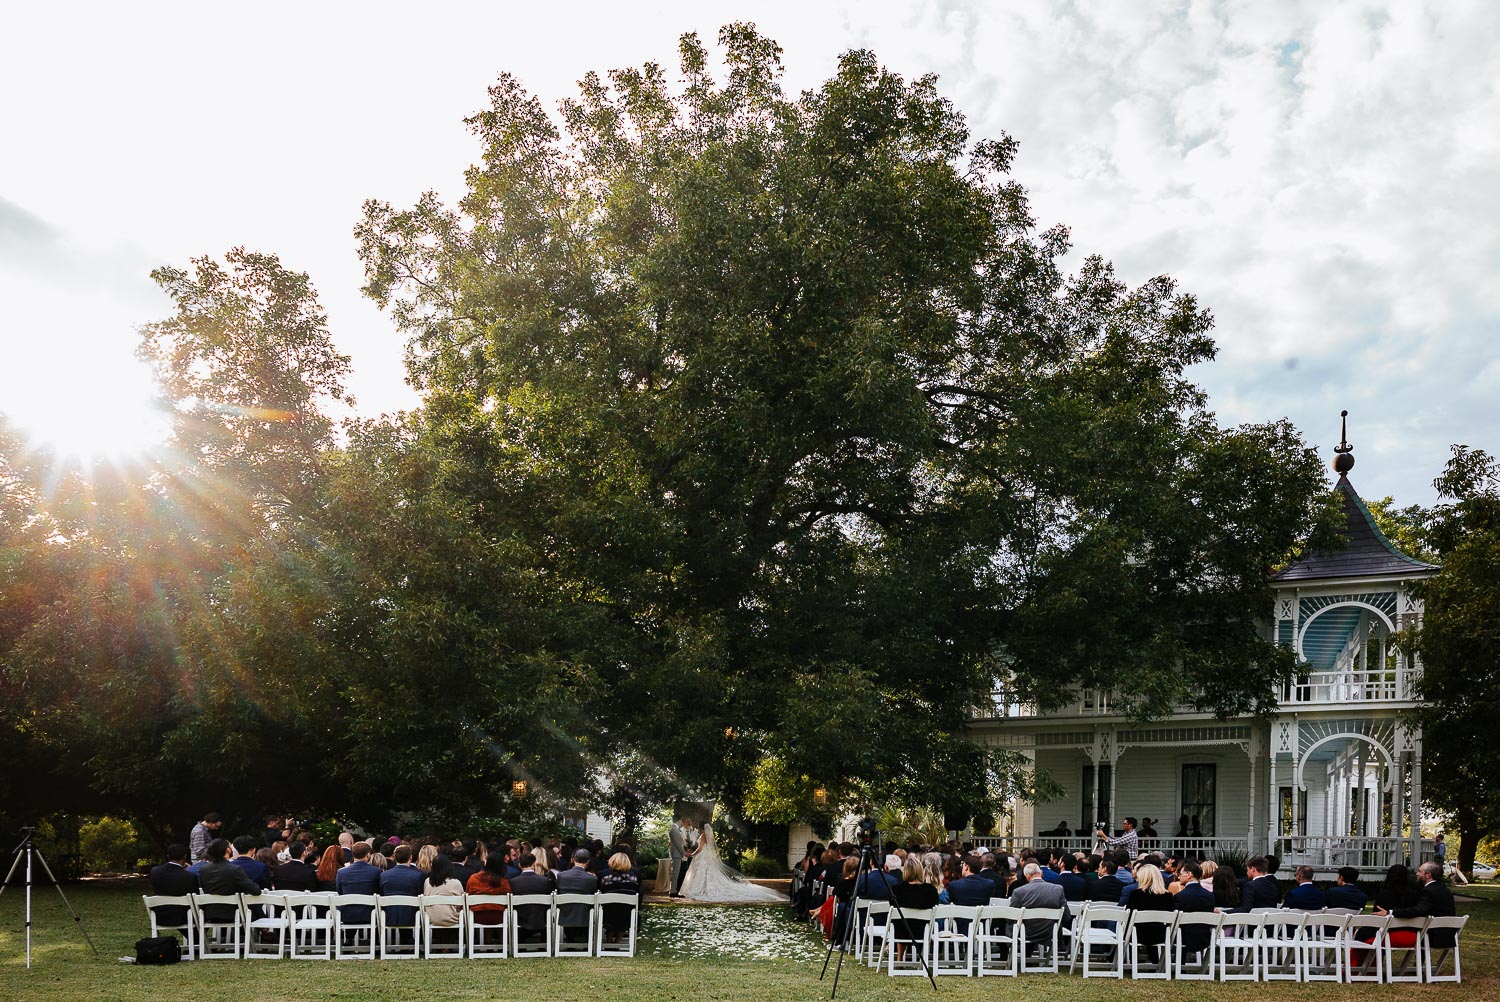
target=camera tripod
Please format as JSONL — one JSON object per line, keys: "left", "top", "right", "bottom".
{"left": 0, "top": 828, "right": 98, "bottom": 968}
{"left": 818, "top": 825, "right": 936, "bottom": 999}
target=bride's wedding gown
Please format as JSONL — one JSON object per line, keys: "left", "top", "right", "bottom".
{"left": 678, "top": 826, "right": 783, "bottom": 903}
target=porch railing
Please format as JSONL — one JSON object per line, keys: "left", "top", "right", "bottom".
{"left": 1272, "top": 835, "right": 1432, "bottom": 870}
{"left": 981, "top": 834, "right": 1247, "bottom": 858}
{"left": 1278, "top": 667, "right": 1413, "bottom": 704}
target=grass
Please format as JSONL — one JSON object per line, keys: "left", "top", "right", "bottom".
{"left": 0, "top": 879, "right": 1495, "bottom": 1001}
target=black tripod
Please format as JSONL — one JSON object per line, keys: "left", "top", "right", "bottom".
{"left": 818, "top": 828, "right": 936, "bottom": 999}
{"left": 0, "top": 828, "right": 99, "bottom": 968}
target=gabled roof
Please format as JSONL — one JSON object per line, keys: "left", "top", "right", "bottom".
{"left": 1273, "top": 474, "right": 1439, "bottom": 582}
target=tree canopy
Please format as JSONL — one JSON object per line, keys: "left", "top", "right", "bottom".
{"left": 2, "top": 25, "right": 1330, "bottom": 840}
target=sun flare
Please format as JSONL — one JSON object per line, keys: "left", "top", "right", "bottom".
{"left": 3, "top": 359, "right": 170, "bottom": 463}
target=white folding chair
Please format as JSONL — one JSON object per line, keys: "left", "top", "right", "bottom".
{"left": 974, "top": 904, "right": 1021, "bottom": 976}
{"left": 1124, "top": 909, "right": 1177, "bottom": 979}
{"left": 284, "top": 892, "right": 334, "bottom": 959}
{"left": 861, "top": 901, "right": 891, "bottom": 967}
{"left": 1345, "top": 913, "right": 1389, "bottom": 983}
{"left": 1385, "top": 915, "right": 1429, "bottom": 983}
{"left": 886, "top": 907, "right": 936, "bottom": 977}
{"left": 509, "top": 892, "right": 554, "bottom": 958}
{"left": 1262, "top": 910, "right": 1307, "bottom": 981}
{"left": 552, "top": 892, "right": 598, "bottom": 957}
{"left": 241, "top": 892, "right": 289, "bottom": 958}
{"left": 142, "top": 895, "right": 196, "bottom": 960}
{"left": 466, "top": 894, "right": 510, "bottom": 958}
{"left": 931, "top": 904, "right": 976, "bottom": 975}
{"left": 1421, "top": 914, "right": 1467, "bottom": 983}
{"left": 1171, "top": 911, "right": 1221, "bottom": 980}
{"left": 420, "top": 895, "right": 467, "bottom": 958}
{"left": 1019, "top": 906, "right": 1065, "bottom": 974}
{"left": 595, "top": 892, "right": 639, "bottom": 958}
{"left": 190, "top": 893, "right": 244, "bottom": 959}
{"left": 377, "top": 894, "right": 423, "bottom": 959}
{"left": 1074, "top": 904, "right": 1128, "bottom": 978}
{"left": 1217, "top": 911, "right": 1265, "bottom": 981}
{"left": 333, "top": 893, "right": 379, "bottom": 959}
{"left": 1300, "top": 911, "right": 1349, "bottom": 982}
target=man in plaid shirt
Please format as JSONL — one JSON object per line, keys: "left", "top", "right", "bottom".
{"left": 1095, "top": 817, "right": 1139, "bottom": 858}
{"left": 189, "top": 812, "right": 222, "bottom": 863}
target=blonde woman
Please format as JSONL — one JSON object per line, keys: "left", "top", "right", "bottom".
{"left": 1125, "top": 862, "right": 1174, "bottom": 961}
{"left": 416, "top": 844, "right": 439, "bottom": 873}
{"left": 921, "top": 852, "right": 944, "bottom": 891}
{"left": 890, "top": 856, "right": 939, "bottom": 959}
{"left": 1199, "top": 859, "right": 1217, "bottom": 893}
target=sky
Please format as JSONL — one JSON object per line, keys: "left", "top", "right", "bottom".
{"left": 1, "top": 0, "right": 1496, "bottom": 505}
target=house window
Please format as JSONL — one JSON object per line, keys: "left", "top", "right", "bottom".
{"left": 1181, "top": 764, "right": 1216, "bottom": 837}
{"left": 1279, "top": 786, "right": 1308, "bottom": 836}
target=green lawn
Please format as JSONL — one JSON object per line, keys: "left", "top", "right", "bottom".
{"left": 0, "top": 880, "right": 1494, "bottom": 1000}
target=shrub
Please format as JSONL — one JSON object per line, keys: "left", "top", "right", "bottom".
{"left": 77, "top": 816, "right": 149, "bottom": 872}
{"left": 740, "top": 849, "right": 786, "bottom": 879}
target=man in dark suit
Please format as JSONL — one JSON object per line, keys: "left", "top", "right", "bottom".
{"left": 197, "top": 838, "right": 262, "bottom": 922}
{"left": 977, "top": 853, "right": 1006, "bottom": 898}
{"left": 1326, "top": 866, "right": 1368, "bottom": 911}
{"left": 510, "top": 853, "right": 553, "bottom": 945}
{"left": 1234, "top": 857, "right": 1282, "bottom": 911}
{"left": 273, "top": 842, "right": 319, "bottom": 892}
{"left": 334, "top": 842, "right": 382, "bottom": 925}
{"left": 148, "top": 843, "right": 200, "bottom": 930}
{"left": 555, "top": 849, "right": 600, "bottom": 943}
{"left": 1090, "top": 860, "right": 1125, "bottom": 903}
{"left": 229, "top": 836, "right": 271, "bottom": 889}
{"left": 1383, "top": 862, "right": 1458, "bottom": 946}
{"left": 378, "top": 844, "right": 425, "bottom": 937}
{"left": 449, "top": 839, "right": 480, "bottom": 887}
{"left": 1283, "top": 865, "right": 1328, "bottom": 910}
{"left": 1056, "top": 856, "right": 1088, "bottom": 902}
{"left": 944, "top": 856, "right": 994, "bottom": 934}
{"left": 1172, "top": 860, "right": 1216, "bottom": 955}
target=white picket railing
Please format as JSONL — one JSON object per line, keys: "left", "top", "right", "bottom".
{"left": 1273, "top": 835, "right": 1432, "bottom": 870}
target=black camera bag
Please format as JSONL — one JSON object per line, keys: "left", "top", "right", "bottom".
{"left": 134, "top": 935, "right": 182, "bottom": 965}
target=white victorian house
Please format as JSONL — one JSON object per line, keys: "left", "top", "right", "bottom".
{"left": 970, "top": 429, "right": 1438, "bottom": 876}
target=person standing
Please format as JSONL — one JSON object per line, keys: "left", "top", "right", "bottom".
{"left": 1094, "top": 817, "right": 1139, "bottom": 859}
{"left": 189, "top": 812, "right": 222, "bottom": 864}
{"left": 667, "top": 815, "right": 688, "bottom": 898}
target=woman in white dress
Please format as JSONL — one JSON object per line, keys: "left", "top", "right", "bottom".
{"left": 678, "top": 823, "right": 783, "bottom": 903}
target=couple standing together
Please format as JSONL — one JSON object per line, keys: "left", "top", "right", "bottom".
{"left": 665, "top": 814, "right": 781, "bottom": 903}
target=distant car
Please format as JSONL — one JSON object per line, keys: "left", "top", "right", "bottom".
{"left": 1445, "top": 860, "right": 1496, "bottom": 880}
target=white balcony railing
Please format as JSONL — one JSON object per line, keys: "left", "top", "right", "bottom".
{"left": 1273, "top": 835, "right": 1432, "bottom": 871}
{"left": 1278, "top": 668, "right": 1412, "bottom": 704}
{"left": 983, "top": 834, "right": 1247, "bottom": 857}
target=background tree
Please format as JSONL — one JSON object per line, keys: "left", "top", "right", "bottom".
{"left": 1410, "top": 445, "right": 1500, "bottom": 876}
{"left": 356, "top": 24, "right": 1329, "bottom": 819}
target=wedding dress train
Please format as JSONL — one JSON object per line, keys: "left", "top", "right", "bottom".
{"left": 677, "top": 826, "right": 783, "bottom": 903}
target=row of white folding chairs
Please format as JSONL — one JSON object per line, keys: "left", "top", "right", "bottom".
{"left": 143, "top": 890, "right": 640, "bottom": 960}
{"left": 849, "top": 899, "right": 1465, "bottom": 983}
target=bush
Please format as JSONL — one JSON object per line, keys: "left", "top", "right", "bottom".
{"left": 77, "top": 816, "right": 149, "bottom": 872}
{"left": 740, "top": 849, "right": 786, "bottom": 879}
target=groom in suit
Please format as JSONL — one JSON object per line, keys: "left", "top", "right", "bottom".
{"left": 673, "top": 818, "right": 700, "bottom": 896}
{"left": 668, "top": 815, "right": 688, "bottom": 898}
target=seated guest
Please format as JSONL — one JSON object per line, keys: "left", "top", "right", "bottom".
{"left": 504, "top": 839, "right": 524, "bottom": 880}
{"left": 230, "top": 836, "right": 271, "bottom": 889}
{"left": 466, "top": 853, "right": 512, "bottom": 927}
{"left": 378, "top": 844, "right": 426, "bottom": 934}
{"left": 510, "top": 852, "right": 555, "bottom": 944}
{"left": 1090, "top": 860, "right": 1125, "bottom": 903}
{"left": 1233, "top": 857, "right": 1281, "bottom": 912}
{"left": 1284, "top": 865, "right": 1328, "bottom": 910}
{"left": 272, "top": 841, "right": 316, "bottom": 891}
{"left": 449, "top": 839, "right": 480, "bottom": 886}
{"left": 315, "top": 844, "right": 344, "bottom": 891}
{"left": 416, "top": 843, "right": 440, "bottom": 874}
{"left": 198, "top": 838, "right": 261, "bottom": 922}
{"left": 556, "top": 849, "right": 601, "bottom": 943}
{"left": 1211, "top": 863, "right": 1241, "bottom": 911}
{"left": 422, "top": 853, "right": 466, "bottom": 944}
{"left": 599, "top": 851, "right": 641, "bottom": 943}
{"left": 1125, "top": 863, "right": 1175, "bottom": 962}
{"left": 334, "top": 842, "right": 382, "bottom": 926}
{"left": 1382, "top": 863, "right": 1457, "bottom": 947}
{"left": 147, "top": 844, "right": 199, "bottom": 931}
{"left": 891, "top": 857, "right": 940, "bottom": 959}
{"left": 254, "top": 846, "right": 280, "bottom": 884}
{"left": 1326, "top": 866, "right": 1368, "bottom": 911}
{"left": 1115, "top": 861, "right": 1139, "bottom": 905}
{"left": 1173, "top": 860, "right": 1216, "bottom": 956}
{"left": 976, "top": 853, "right": 1006, "bottom": 899}
{"left": 1056, "top": 856, "right": 1088, "bottom": 901}
{"left": 942, "top": 855, "right": 993, "bottom": 934}
{"left": 1009, "top": 862, "right": 1068, "bottom": 949}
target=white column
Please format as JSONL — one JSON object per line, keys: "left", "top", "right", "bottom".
{"left": 1411, "top": 730, "right": 1424, "bottom": 862}
{"left": 1247, "top": 735, "right": 1258, "bottom": 851}
{"left": 1357, "top": 744, "right": 1369, "bottom": 837}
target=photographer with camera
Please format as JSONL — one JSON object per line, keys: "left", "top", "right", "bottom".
{"left": 1094, "top": 816, "right": 1138, "bottom": 858}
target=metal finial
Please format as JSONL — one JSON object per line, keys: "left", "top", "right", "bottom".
{"left": 1333, "top": 409, "right": 1354, "bottom": 474}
